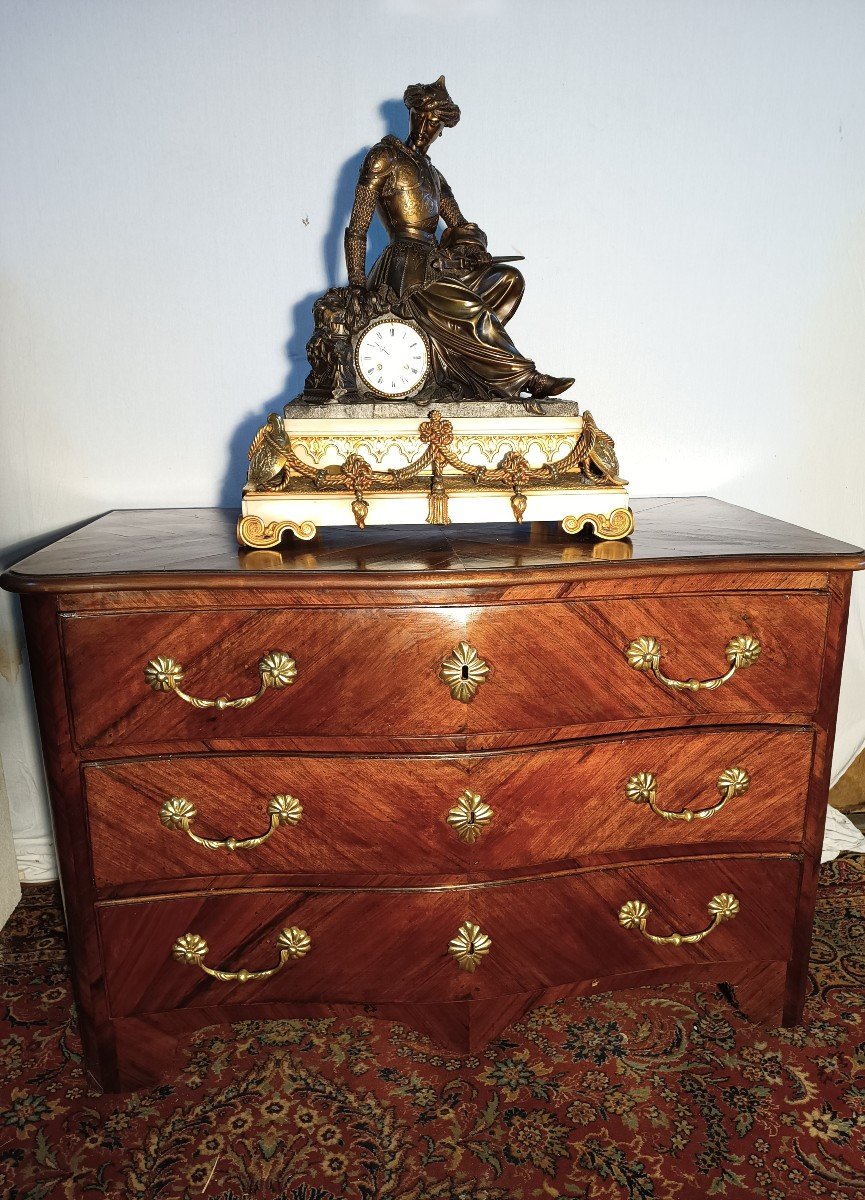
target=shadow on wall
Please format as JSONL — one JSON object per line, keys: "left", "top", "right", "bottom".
{"left": 219, "top": 97, "right": 405, "bottom": 508}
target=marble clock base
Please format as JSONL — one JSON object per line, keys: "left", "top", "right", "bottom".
{"left": 238, "top": 410, "right": 632, "bottom": 546}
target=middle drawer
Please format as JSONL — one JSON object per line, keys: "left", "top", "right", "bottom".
{"left": 86, "top": 727, "right": 813, "bottom": 887}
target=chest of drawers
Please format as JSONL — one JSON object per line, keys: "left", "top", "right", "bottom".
{"left": 3, "top": 498, "right": 861, "bottom": 1091}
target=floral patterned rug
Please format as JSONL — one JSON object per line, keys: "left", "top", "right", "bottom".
{"left": 2, "top": 859, "right": 865, "bottom": 1200}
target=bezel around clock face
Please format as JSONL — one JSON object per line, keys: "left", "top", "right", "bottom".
{"left": 353, "top": 315, "right": 431, "bottom": 399}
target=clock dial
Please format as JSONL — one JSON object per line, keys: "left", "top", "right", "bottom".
{"left": 355, "top": 319, "right": 430, "bottom": 398}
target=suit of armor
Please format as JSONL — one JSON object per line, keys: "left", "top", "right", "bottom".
{"left": 344, "top": 134, "right": 536, "bottom": 400}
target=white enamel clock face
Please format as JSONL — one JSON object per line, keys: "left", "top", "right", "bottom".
{"left": 354, "top": 318, "right": 430, "bottom": 399}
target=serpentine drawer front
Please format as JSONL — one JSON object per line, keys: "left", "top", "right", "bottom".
{"left": 61, "top": 607, "right": 469, "bottom": 748}
{"left": 3, "top": 500, "right": 861, "bottom": 1089}
{"left": 97, "top": 857, "right": 801, "bottom": 1018}
{"left": 465, "top": 592, "right": 830, "bottom": 733}
{"left": 61, "top": 589, "right": 829, "bottom": 750}
{"left": 85, "top": 727, "right": 814, "bottom": 886}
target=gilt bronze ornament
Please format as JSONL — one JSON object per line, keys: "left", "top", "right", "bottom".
{"left": 239, "top": 77, "right": 631, "bottom": 544}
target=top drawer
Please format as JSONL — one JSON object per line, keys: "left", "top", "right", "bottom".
{"left": 61, "top": 589, "right": 829, "bottom": 748}
{"left": 62, "top": 606, "right": 469, "bottom": 748}
{"left": 466, "top": 591, "right": 829, "bottom": 734}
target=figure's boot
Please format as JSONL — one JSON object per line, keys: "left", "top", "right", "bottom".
{"left": 523, "top": 372, "right": 575, "bottom": 399}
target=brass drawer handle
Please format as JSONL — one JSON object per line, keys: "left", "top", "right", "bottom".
{"left": 144, "top": 651, "right": 297, "bottom": 710}
{"left": 446, "top": 790, "right": 494, "bottom": 843}
{"left": 172, "top": 926, "right": 311, "bottom": 982}
{"left": 160, "top": 793, "right": 302, "bottom": 851}
{"left": 448, "top": 920, "right": 492, "bottom": 972}
{"left": 618, "top": 893, "right": 739, "bottom": 945}
{"left": 625, "top": 634, "right": 761, "bottom": 692}
{"left": 440, "top": 642, "right": 489, "bottom": 702}
{"left": 625, "top": 767, "right": 749, "bottom": 823}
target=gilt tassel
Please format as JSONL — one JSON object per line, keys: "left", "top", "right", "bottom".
{"left": 511, "top": 489, "right": 528, "bottom": 523}
{"left": 351, "top": 496, "right": 369, "bottom": 529}
{"left": 427, "top": 479, "right": 451, "bottom": 525}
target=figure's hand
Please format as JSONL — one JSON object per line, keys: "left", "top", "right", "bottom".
{"left": 439, "top": 223, "right": 491, "bottom": 269}
{"left": 345, "top": 283, "right": 369, "bottom": 326}
{"left": 455, "top": 242, "right": 492, "bottom": 267}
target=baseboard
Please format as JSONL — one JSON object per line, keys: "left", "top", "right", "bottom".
{"left": 830, "top": 745, "right": 865, "bottom": 813}
{"left": 14, "top": 835, "right": 58, "bottom": 883}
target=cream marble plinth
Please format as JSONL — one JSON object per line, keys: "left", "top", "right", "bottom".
{"left": 238, "top": 410, "right": 632, "bottom": 546}
{"left": 239, "top": 487, "right": 632, "bottom": 545}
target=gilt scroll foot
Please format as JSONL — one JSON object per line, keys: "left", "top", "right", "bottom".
{"left": 237, "top": 515, "right": 317, "bottom": 548}
{"left": 562, "top": 507, "right": 634, "bottom": 540}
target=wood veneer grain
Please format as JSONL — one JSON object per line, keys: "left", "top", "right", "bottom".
{"left": 85, "top": 728, "right": 813, "bottom": 887}
{"left": 3, "top": 502, "right": 860, "bottom": 1088}
{"left": 98, "top": 857, "right": 800, "bottom": 1018}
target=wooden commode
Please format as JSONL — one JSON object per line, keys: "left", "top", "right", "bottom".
{"left": 3, "top": 497, "right": 861, "bottom": 1091}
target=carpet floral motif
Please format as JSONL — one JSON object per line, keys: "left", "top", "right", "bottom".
{"left": 2, "top": 857, "right": 865, "bottom": 1198}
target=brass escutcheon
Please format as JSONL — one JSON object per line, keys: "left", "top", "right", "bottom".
{"left": 440, "top": 642, "right": 489, "bottom": 703}
{"left": 448, "top": 920, "right": 492, "bottom": 972}
{"left": 446, "top": 791, "right": 494, "bottom": 843}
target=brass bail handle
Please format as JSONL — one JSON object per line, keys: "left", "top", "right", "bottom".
{"left": 144, "top": 650, "right": 297, "bottom": 710}
{"left": 625, "top": 634, "right": 761, "bottom": 692}
{"left": 618, "top": 893, "right": 740, "bottom": 946}
{"left": 625, "top": 767, "right": 750, "bottom": 823}
{"left": 172, "top": 927, "right": 311, "bottom": 983}
{"left": 160, "top": 793, "right": 303, "bottom": 851}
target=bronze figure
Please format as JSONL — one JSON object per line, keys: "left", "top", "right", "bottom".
{"left": 300, "top": 76, "right": 573, "bottom": 408}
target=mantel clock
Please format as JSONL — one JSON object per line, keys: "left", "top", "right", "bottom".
{"left": 239, "top": 76, "right": 631, "bottom": 547}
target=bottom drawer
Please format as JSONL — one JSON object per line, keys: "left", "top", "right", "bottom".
{"left": 98, "top": 856, "right": 800, "bottom": 1018}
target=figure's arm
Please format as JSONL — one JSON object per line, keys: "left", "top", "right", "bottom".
{"left": 344, "top": 185, "right": 376, "bottom": 285}
{"left": 438, "top": 173, "right": 471, "bottom": 233}
{"left": 344, "top": 144, "right": 391, "bottom": 286}
{"left": 438, "top": 171, "right": 489, "bottom": 259}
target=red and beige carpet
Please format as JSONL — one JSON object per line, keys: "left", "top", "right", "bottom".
{"left": 3, "top": 859, "right": 865, "bottom": 1199}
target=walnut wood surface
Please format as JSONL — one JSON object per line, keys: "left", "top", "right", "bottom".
{"left": 2, "top": 497, "right": 862, "bottom": 593}
{"left": 85, "top": 728, "right": 813, "bottom": 888}
{"left": 54, "top": 569, "right": 833, "bottom": 613}
{"left": 62, "top": 606, "right": 467, "bottom": 747}
{"left": 103, "top": 961, "right": 781, "bottom": 1090}
{"left": 61, "top": 589, "right": 828, "bottom": 750}
{"left": 722, "top": 961, "right": 788, "bottom": 1025}
{"left": 468, "top": 592, "right": 828, "bottom": 732}
{"left": 782, "top": 572, "right": 853, "bottom": 1025}
{"left": 97, "top": 856, "right": 799, "bottom": 1018}
{"left": 18, "top": 597, "right": 109, "bottom": 1084}
{"left": 3, "top": 500, "right": 859, "bottom": 1089}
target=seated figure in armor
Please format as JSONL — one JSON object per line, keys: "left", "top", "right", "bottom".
{"left": 344, "top": 76, "right": 574, "bottom": 403}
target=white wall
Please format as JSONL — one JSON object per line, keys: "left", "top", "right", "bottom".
{"left": 1, "top": 0, "right": 864, "bottom": 880}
